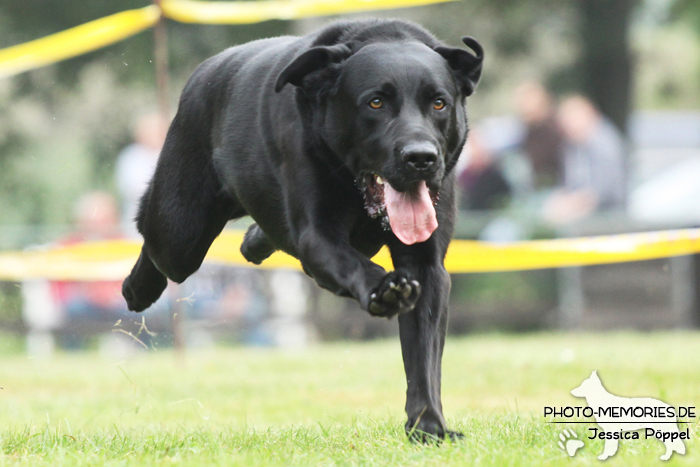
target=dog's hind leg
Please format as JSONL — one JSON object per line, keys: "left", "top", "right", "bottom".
{"left": 122, "top": 113, "right": 246, "bottom": 312}
{"left": 241, "top": 223, "right": 276, "bottom": 264}
{"left": 122, "top": 247, "right": 169, "bottom": 313}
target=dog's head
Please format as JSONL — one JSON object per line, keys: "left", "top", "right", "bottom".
{"left": 571, "top": 370, "right": 603, "bottom": 398}
{"left": 275, "top": 33, "right": 483, "bottom": 245}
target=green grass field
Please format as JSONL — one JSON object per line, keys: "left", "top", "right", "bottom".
{"left": 1, "top": 332, "right": 699, "bottom": 466}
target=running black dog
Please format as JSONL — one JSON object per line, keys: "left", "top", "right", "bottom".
{"left": 122, "top": 19, "right": 483, "bottom": 440}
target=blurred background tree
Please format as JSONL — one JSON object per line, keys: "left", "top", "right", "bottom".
{"left": 422, "top": 0, "right": 639, "bottom": 132}
{"left": 673, "top": 0, "right": 700, "bottom": 27}
{"left": 0, "top": 2, "right": 291, "bottom": 234}
{"left": 575, "top": 0, "right": 638, "bottom": 133}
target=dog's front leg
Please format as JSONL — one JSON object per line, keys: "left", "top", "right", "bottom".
{"left": 285, "top": 167, "right": 421, "bottom": 317}
{"left": 296, "top": 225, "right": 383, "bottom": 298}
{"left": 389, "top": 230, "right": 459, "bottom": 442}
{"left": 294, "top": 225, "right": 422, "bottom": 316}
{"left": 399, "top": 264, "right": 455, "bottom": 441}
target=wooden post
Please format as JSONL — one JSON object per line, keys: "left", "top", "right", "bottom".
{"left": 170, "top": 284, "right": 186, "bottom": 359}
{"left": 153, "top": 0, "right": 170, "bottom": 124}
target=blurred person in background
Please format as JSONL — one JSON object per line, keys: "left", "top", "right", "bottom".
{"left": 66, "top": 191, "right": 121, "bottom": 241}
{"left": 115, "top": 113, "right": 168, "bottom": 237}
{"left": 23, "top": 192, "right": 127, "bottom": 355}
{"left": 515, "top": 81, "right": 564, "bottom": 190}
{"left": 543, "top": 95, "right": 626, "bottom": 224}
{"left": 51, "top": 191, "right": 125, "bottom": 323}
{"left": 458, "top": 128, "right": 511, "bottom": 211}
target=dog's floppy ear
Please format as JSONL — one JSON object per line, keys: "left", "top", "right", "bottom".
{"left": 434, "top": 37, "right": 484, "bottom": 97}
{"left": 275, "top": 44, "right": 352, "bottom": 93}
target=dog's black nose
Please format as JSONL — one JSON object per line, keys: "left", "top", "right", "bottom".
{"left": 402, "top": 142, "right": 438, "bottom": 171}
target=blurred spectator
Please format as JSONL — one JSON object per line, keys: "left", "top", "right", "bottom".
{"left": 51, "top": 192, "right": 125, "bottom": 323}
{"left": 543, "top": 95, "right": 626, "bottom": 224}
{"left": 115, "top": 113, "right": 168, "bottom": 237}
{"left": 458, "top": 129, "right": 511, "bottom": 210}
{"left": 515, "top": 81, "right": 564, "bottom": 189}
{"left": 68, "top": 191, "right": 121, "bottom": 241}
{"left": 23, "top": 192, "right": 127, "bottom": 355}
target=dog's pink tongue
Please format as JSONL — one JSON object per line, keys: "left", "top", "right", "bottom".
{"left": 384, "top": 181, "right": 438, "bottom": 245}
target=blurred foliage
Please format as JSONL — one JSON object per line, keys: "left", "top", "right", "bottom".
{"left": 0, "top": 2, "right": 291, "bottom": 228}
{"left": 634, "top": 24, "right": 700, "bottom": 110}
{"left": 452, "top": 272, "right": 546, "bottom": 306}
{"left": 0, "top": 331, "right": 23, "bottom": 354}
{"left": 0, "top": 282, "right": 22, "bottom": 329}
{"left": 672, "top": 0, "right": 700, "bottom": 29}
{"left": 449, "top": 269, "right": 558, "bottom": 332}
{"left": 634, "top": 0, "right": 700, "bottom": 109}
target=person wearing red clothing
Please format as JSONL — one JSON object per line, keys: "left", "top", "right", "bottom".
{"left": 52, "top": 192, "right": 125, "bottom": 322}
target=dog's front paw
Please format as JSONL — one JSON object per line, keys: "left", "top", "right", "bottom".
{"left": 122, "top": 272, "right": 167, "bottom": 312}
{"left": 405, "top": 416, "right": 463, "bottom": 443}
{"left": 367, "top": 270, "right": 420, "bottom": 318}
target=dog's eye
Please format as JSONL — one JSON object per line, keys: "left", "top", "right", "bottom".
{"left": 369, "top": 98, "right": 383, "bottom": 109}
{"left": 433, "top": 99, "right": 446, "bottom": 110}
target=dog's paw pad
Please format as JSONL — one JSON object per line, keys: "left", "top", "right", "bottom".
{"left": 368, "top": 294, "right": 384, "bottom": 315}
{"left": 558, "top": 429, "right": 584, "bottom": 457}
{"left": 367, "top": 271, "right": 420, "bottom": 318}
{"left": 381, "top": 282, "right": 400, "bottom": 303}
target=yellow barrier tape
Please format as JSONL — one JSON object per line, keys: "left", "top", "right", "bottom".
{"left": 2, "top": 228, "right": 700, "bottom": 282}
{"left": 444, "top": 228, "right": 700, "bottom": 273}
{"left": 0, "top": 0, "right": 455, "bottom": 78}
{"left": 160, "top": 0, "right": 455, "bottom": 24}
{"left": 0, "top": 6, "right": 161, "bottom": 79}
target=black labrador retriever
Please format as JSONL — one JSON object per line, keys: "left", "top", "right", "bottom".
{"left": 122, "top": 19, "right": 483, "bottom": 441}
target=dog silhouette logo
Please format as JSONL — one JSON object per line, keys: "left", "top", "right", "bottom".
{"left": 570, "top": 370, "right": 686, "bottom": 461}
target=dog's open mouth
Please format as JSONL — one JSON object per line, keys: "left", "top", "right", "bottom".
{"left": 361, "top": 174, "right": 439, "bottom": 245}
